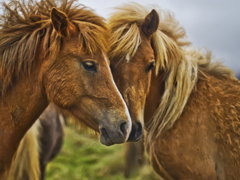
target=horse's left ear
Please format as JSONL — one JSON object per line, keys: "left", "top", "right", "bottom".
{"left": 142, "top": 9, "right": 159, "bottom": 37}
{"left": 51, "top": 8, "right": 71, "bottom": 37}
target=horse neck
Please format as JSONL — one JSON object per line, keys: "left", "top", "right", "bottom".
{"left": 144, "top": 70, "right": 165, "bottom": 129}
{"left": 0, "top": 55, "right": 48, "bottom": 176}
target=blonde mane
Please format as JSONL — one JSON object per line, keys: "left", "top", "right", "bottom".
{"left": 108, "top": 3, "right": 235, "bottom": 139}
{"left": 8, "top": 120, "right": 41, "bottom": 180}
{"left": 0, "top": 0, "right": 108, "bottom": 96}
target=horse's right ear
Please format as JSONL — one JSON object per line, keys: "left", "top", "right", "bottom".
{"left": 51, "top": 8, "right": 70, "bottom": 37}
{"left": 142, "top": 9, "right": 159, "bottom": 37}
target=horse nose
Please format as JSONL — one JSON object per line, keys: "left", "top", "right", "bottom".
{"left": 99, "top": 120, "right": 129, "bottom": 146}
{"left": 127, "top": 122, "right": 143, "bottom": 142}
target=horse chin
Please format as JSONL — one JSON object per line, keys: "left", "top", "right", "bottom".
{"left": 99, "top": 127, "right": 127, "bottom": 146}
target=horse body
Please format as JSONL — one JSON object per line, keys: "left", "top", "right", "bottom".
{"left": 0, "top": 64, "right": 48, "bottom": 176}
{"left": 109, "top": 3, "right": 240, "bottom": 179}
{"left": 39, "top": 103, "right": 65, "bottom": 180}
{"left": 7, "top": 114, "right": 42, "bottom": 180}
{"left": 8, "top": 103, "right": 65, "bottom": 180}
{"left": 146, "top": 73, "right": 240, "bottom": 180}
{"left": 146, "top": 75, "right": 240, "bottom": 179}
{"left": 0, "top": 0, "right": 133, "bottom": 178}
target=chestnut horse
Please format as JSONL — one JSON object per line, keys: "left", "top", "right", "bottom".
{"left": 109, "top": 3, "right": 240, "bottom": 180}
{"left": 0, "top": 0, "right": 133, "bottom": 178}
{"left": 8, "top": 103, "right": 65, "bottom": 180}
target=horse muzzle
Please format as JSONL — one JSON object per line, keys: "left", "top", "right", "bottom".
{"left": 99, "top": 120, "right": 129, "bottom": 146}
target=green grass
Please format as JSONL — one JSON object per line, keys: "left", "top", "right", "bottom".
{"left": 46, "top": 126, "right": 160, "bottom": 180}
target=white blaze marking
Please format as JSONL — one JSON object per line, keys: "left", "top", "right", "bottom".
{"left": 103, "top": 53, "right": 132, "bottom": 140}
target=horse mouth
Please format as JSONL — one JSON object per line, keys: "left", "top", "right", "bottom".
{"left": 99, "top": 128, "right": 114, "bottom": 146}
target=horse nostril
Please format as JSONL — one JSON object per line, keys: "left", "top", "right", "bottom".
{"left": 127, "top": 121, "right": 143, "bottom": 142}
{"left": 100, "top": 127, "right": 109, "bottom": 139}
{"left": 135, "top": 122, "right": 143, "bottom": 139}
{"left": 120, "top": 121, "right": 128, "bottom": 136}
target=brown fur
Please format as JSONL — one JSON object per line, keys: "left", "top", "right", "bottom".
{"left": 8, "top": 103, "right": 65, "bottom": 180}
{"left": 0, "top": 0, "right": 132, "bottom": 178}
{"left": 0, "top": 0, "right": 108, "bottom": 96}
{"left": 7, "top": 120, "right": 41, "bottom": 180}
{"left": 109, "top": 3, "right": 240, "bottom": 180}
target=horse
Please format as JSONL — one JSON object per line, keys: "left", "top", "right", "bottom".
{"left": 0, "top": 0, "right": 133, "bottom": 178}
{"left": 38, "top": 104, "right": 66, "bottom": 180}
{"left": 7, "top": 103, "right": 65, "bottom": 180}
{"left": 108, "top": 3, "right": 240, "bottom": 179}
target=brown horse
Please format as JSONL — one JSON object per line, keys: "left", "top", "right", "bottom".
{"left": 7, "top": 103, "right": 65, "bottom": 180}
{"left": 0, "top": 0, "right": 133, "bottom": 178}
{"left": 109, "top": 3, "right": 240, "bottom": 180}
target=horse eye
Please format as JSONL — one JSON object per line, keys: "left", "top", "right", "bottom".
{"left": 147, "top": 61, "right": 155, "bottom": 72}
{"left": 82, "top": 61, "right": 97, "bottom": 72}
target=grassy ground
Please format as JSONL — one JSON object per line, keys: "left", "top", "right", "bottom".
{"left": 46, "top": 126, "right": 160, "bottom": 180}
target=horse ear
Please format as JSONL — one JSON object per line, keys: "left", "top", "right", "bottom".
{"left": 142, "top": 9, "right": 159, "bottom": 37}
{"left": 51, "top": 8, "right": 70, "bottom": 37}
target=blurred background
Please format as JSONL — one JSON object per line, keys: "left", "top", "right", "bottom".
{"left": 46, "top": 124, "right": 160, "bottom": 180}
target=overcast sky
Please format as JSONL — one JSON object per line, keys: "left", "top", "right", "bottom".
{"left": 78, "top": 0, "right": 240, "bottom": 74}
